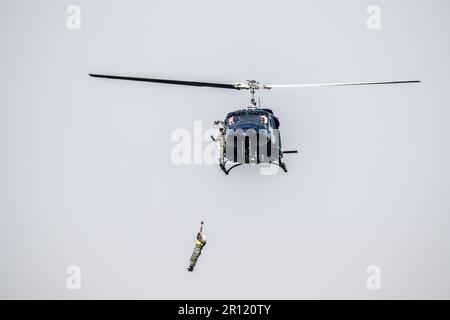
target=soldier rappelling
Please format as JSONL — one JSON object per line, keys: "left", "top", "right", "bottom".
{"left": 188, "top": 221, "right": 207, "bottom": 272}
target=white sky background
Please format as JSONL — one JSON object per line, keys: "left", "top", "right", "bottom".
{"left": 0, "top": 0, "right": 449, "bottom": 299}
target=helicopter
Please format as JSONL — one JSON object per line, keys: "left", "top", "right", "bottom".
{"left": 89, "top": 74, "right": 420, "bottom": 174}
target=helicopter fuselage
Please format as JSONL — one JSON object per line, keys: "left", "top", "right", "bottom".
{"left": 222, "top": 108, "right": 283, "bottom": 165}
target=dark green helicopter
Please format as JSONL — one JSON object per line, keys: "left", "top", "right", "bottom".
{"left": 89, "top": 74, "right": 420, "bottom": 174}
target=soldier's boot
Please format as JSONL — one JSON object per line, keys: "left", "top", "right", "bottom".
{"left": 187, "top": 266, "right": 194, "bottom": 272}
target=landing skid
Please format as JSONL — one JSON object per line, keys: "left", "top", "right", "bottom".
{"left": 219, "top": 158, "right": 287, "bottom": 175}
{"left": 220, "top": 161, "right": 242, "bottom": 175}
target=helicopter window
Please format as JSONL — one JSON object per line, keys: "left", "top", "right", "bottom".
{"left": 246, "top": 115, "right": 259, "bottom": 123}
{"left": 260, "top": 115, "right": 268, "bottom": 125}
{"left": 228, "top": 116, "right": 238, "bottom": 125}
{"left": 244, "top": 114, "right": 268, "bottom": 125}
{"left": 273, "top": 116, "right": 280, "bottom": 129}
{"left": 227, "top": 114, "right": 270, "bottom": 127}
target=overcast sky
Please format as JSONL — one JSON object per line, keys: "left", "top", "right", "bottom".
{"left": 1, "top": 0, "right": 449, "bottom": 299}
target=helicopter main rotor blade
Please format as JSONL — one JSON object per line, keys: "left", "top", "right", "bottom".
{"left": 263, "top": 80, "right": 421, "bottom": 89}
{"left": 89, "top": 74, "right": 242, "bottom": 90}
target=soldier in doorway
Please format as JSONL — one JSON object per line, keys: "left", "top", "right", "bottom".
{"left": 211, "top": 123, "right": 226, "bottom": 166}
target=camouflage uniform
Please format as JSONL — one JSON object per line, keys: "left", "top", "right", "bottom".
{"left": 188, "top": 232, "right": 206, "bottom": 271}
{"left": 211, "top": 128, "right": 226, "bottom": 165}
{"left": 217, "top": 134, "right": 225, "bottom": 165}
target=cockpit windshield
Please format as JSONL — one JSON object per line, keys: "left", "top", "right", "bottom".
{"left": 227, "top": 114, "right": 269, "bottom": 127}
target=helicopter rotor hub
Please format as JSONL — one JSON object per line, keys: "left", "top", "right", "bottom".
{"left": 231, "top": 80, "right": 271, "bottom": 109}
